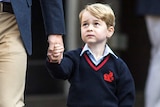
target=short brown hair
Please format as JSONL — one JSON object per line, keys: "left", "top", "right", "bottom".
{"left": 79, "top": 3, "right": 115, "bottom": 27}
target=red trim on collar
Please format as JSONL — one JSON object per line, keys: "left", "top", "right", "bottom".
{"left": 84, "top": 53, "right": 110, "bottom": 71}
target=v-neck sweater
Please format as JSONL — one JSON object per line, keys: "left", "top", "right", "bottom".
{"left": 46, "top": 48, "right": 135, "bottom": 107}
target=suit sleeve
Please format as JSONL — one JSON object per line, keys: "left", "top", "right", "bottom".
{"left": 39, "top": 0, "right": 65, "bottom": 36}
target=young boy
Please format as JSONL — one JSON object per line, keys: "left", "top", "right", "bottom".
{"left": 46, "top": 3, "right": 135, "bottom": 107}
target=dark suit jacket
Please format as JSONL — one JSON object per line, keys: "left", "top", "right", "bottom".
{"left": 11, "top": 0, "right": 65, "bottom": 55}
{"left": 136, "top": 0, "right": 160, "bottom": 15}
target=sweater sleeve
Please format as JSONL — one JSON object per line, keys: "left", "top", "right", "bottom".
{"left": 116, "top": 58, "right": 135, "bottom": 107}
{"left": 46, "top": 48, "right": 82, "bottom": 80}
{"left": 46, "top": 54, "right": 74, "bottom": 80}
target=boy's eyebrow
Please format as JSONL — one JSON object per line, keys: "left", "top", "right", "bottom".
{"left": 82, "top": 19, "right": 100, "bottom": 23}
{"left": 82, "top": 20, "right": 88, "bottom": 23}
{"left": 81, "top": 20, "right": 88, "bottom": 24}
{"left": 94, "top": 20, "right": 101, "bottom": 22}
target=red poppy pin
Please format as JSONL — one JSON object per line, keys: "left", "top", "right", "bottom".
{"left": 104, "top": 71, "right": 114, "bottom": 82}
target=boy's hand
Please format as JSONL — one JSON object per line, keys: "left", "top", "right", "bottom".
{"left": 53, "top": 44, "right": 64, "bottom": 63}
{"left": 48, "top": 44, "right": 64, "bottom": 64}
{"left": 47, "top": 35, "right": 64, "bottom": 64}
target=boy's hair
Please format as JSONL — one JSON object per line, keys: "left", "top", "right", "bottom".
{"left": 79, "top": 3, "right": 115, "bottom": 27}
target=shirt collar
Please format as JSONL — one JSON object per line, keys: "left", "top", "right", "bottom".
{"left": 80, "top": 44, "right": 118, "bottom": 58}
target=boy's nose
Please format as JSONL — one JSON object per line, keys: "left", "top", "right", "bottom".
{"left": 88, "top": 25, "right": 93, "bottom": 31}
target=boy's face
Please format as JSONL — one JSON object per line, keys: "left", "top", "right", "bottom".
{"left": 80, "top": 11, "right": 114, "bottom": 46}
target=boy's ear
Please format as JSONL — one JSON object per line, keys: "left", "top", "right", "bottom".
{"left": 107, "top": 26, "right": 114, "bottom": 38}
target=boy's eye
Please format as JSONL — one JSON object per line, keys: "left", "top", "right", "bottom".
{"left": 94, "top": 22, "right": 100, "bottom": 26}
{"left": 82, "top": 23, "right": 88, "bottom": 27}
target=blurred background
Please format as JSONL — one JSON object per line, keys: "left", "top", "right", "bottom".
{"left": 25, "top": 0, "right": 150, "bottom": 107}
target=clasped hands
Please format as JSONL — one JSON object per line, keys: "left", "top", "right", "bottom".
{"left": 47, "top": 35, "right": 64, "bottom": 64}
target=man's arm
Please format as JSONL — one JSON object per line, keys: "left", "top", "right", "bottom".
{"left": 39, "top": 0, "right": 65, "bottom": 35}
{"left": 39, "top": 0, "right": 65, "bottom": 62}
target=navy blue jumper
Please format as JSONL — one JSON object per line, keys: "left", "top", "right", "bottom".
{"left": 46, "top": 48, "right": 135, "bottom": 107}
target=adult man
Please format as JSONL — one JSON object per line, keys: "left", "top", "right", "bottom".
{"left": 137, "top": 0, "right": 160, "bottom": 107}
{"left": 0, "top": 0, "right": 65, "bottom": 106}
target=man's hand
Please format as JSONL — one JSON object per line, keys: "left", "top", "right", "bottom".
{"left": 47, "top": 35, "right": 64, "bottom": 63}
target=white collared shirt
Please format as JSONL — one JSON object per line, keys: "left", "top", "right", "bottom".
{"left": 80, "top": 44, "right": 118, "bottom": 65}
